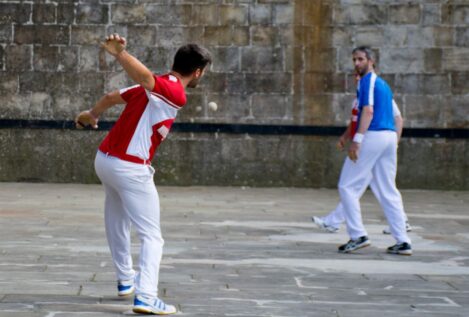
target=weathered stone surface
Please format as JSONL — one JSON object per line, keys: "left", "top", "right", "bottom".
{"left": 0, "top": 0, "right": 467, "bottom": 189}
{"left": 15, "top": 25, "right": 70, "bottom": 45}
{"left": 389, "top": 4, "right": 421, "bottom": 24}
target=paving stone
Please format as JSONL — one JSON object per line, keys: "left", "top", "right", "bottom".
{"left": 0, "top": 183, "right": 468, "bottom": 316}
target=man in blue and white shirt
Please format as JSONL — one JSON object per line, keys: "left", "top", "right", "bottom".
{"left": 337, "top": 46, "right": 412, "bottom": 255}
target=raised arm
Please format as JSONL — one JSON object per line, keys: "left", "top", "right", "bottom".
{"left": 102, "top": 33, "right": 155, "bottom": 91}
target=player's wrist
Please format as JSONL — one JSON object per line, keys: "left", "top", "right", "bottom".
{"left": 352, "top": 132, "right": 364, "bottom": 144}
{"left": 89, "top": 109, "right": 99, "bottom": 120}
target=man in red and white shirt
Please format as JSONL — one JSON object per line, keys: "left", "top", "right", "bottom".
{"left": 75, "top": 34, "right": 211, "bottom": 315}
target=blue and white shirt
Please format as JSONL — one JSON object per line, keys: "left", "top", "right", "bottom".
{"left": 357, "top": 72, "right": 395, "bottom": 132}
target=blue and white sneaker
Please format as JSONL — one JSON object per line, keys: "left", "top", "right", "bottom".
{"left": 117, "top": 279, "right": 135, "bottom": 296}
{"left": 133, "top": 295, "right": 177, "bottom": 315}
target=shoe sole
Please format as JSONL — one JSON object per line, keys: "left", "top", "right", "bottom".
{"left": 387, "top": 250, "right": 412, "bottom": 256}
{"left": 133, "top": 306, "right": 177, "bottom": 315}
{"left": 339, "top": 241, "right": 371, "bottom": 253}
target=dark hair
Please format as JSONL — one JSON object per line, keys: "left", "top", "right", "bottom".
{"left": 352, "top": 46, "right": 375, "bottom": 61}
{"left": 171, "top": 44, "right": 212, "bottom": 76}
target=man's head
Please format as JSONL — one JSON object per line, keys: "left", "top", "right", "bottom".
{"left": 172, "top": 44, "right": 212, "bottom": 88}
{"left": 352, "top": 46, "right": 375, "bottom": 77}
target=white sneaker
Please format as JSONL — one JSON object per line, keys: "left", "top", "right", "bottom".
{"left": 117, "top": 279, "right": 135, "bottom": 296}
{"left": 383, "top": 222, "right": 412, "bottom": 235}
{"left": 133, "top": 295, "right": 177, "bottom": 315}
{"left": 312, "top": 216, "right": 339, "bottom": 233}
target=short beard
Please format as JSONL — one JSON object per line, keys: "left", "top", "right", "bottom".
{"left": 187, "top": 77, "right": 199, "bottom": 88}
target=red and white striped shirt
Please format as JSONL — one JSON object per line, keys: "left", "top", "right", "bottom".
{"left": 99, "top": 74, "right": 186, "bottom": 164}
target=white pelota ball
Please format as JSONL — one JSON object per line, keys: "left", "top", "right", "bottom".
{"left": 208, "top": 101, "right": 218, "bottom": 111}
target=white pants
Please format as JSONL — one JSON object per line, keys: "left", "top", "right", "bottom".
{"left": 95, "top": 151, "right": 163, "bottom": 299}
{"left": 338, "top": 131, "right": 410, "bottom": 244}
{"left": 322, "top": 178, "right": 408, "bottom": 229}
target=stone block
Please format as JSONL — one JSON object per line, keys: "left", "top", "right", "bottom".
{"left": 33, "top": 45, "right": 60, "bottom": 71}
{"left": 145, "top": 4, "right": 192, "bottom": 25}
{"left": 58, "top": 46, "right": 79, "bottom": 72}
{"left": 442, "top": 4, "right": 469, "bottom": 24}
{"left": 389, "top": 4, "right": 421, "bottom": 24}
{"left": 76, "top": 4, "right": 108, "bottom": 24}
{"left": 250, "top": 26, "right": 279, "bottom": 46}
{"left": 33, "top": 4, "right": 56, "bottom": 24}
{"left": 245, "top": 72, "right": 292, "bottom": 94}
{"left": 451, "top": 72, "right": 469, "bottom": 94}
{"left": 71, "top": 26, "right": 106, "bottom": 45}
{"left": 225, "top": 73, "right": 246, "bottom": 94}
{"left": 0, "top": 3, "right": 31, "bottom": 24}
{"left": 304, "top": 72, "right": 347, "bottom": 94}
{"left": 232, "top": 26, "right": 250, "bottom": 46}
{"left": 191, "top": 5, "right": 218, "bottom": 25}
{"left": 211, "top": 47, "right": 240, "bottom": 73}
{"left": 57, "top": 4, "right": 74, "bottom": 24}
{"left": 302, "top": 94, "right": 334, "bottom": 125}
{"left": 197, "top": 72, "right": 227, "bottom": 93}
{"left": 251, "top": 94, "right": 291, "bottom": 120}
{"left": 130, "top": 46, "right": 170, "bottom": 74}
{"left": 0, "top": 74, "right": 18, "bottom": 94}
{"left": 305, "top": 48, "right": 336, "bottom": 72}
{"left": 5, "top": 45, "right": 32, "bottom": 71}
{"left": 112, "top": 4, "right": 146, "bottom": 24}
{"left": 394, "top": 74, "right": 450, "bottom": 95}
{"left": 0, "top": 24, "right": 12, "bottom": 43}
{"left": 406, "top": 27, "right": 436, "bottom": 47}
{"left": 126, "top": 25, "right": 157, "bottom": 47}
{"left": 204, "top": 26, "right": 232, "bottom": 46}
{"left": 19, "top": 72, "right": 78, "bottom": 95}
{"left": 455, "top": 27, "right": 469, "bottom": 47}
{"left": 0, "top": 46, "right": 3, "bottom": 69}
{"left": 447, "top": 95, "right": 469, "bottom": 128}
{"left": 424, "top": 48, "right": 442, "bottom": 73}
{"left": 273, "top": 4, "right": 293, "bottom": 24}
{"left": 285, "top": 46, "right": 303, "bottom": 73}
{"left": 298, "top": 0, "right": 333, "bottom": 26}
{"left": 278, "top": 25, "right": 293, "bottom": 46}
{"left": 443, "top": 48, "right": 469, "bottom": 71}
{"left": 78, "top": 45, "right": 99, "bottom": 71}
{"left": 249, "top": 4, "right": 272, "bottom": 25}
{"left": 156, "top": 26, "right": 203, "bottom": 47}
{"left": 219, "top": 5, "right": 248, "bottom": 25}
{"left": 15, "top": 25, "right": 69, "bottom": 45}
{"left": 422, "top": 4, "right": 441, "bottom": 26}
{"left": 354, "top": 25, "right": 385, "bottom": 47}
{"left": 379, "top": 48, "right": 424, "bottom": 73}
{"left": 404, "top": 95, "right": 446, "bottom": 128}
{"left": 434, "top": 26, "right": 454, "bottom": 46}
{"left": 334, "top": 5, "right": 387, "bottom": 25}
{"left": 241, "top": 47, "right": 283, "bottom": 72}
{"left": 79, "top": 72, "right": 105, "bottom": 93}
{"left": 337, "top": 46, "right": 355, "bottom": 73}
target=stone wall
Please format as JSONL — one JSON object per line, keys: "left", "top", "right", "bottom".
{"left": 0, "top": 0, "right": 467, "bottom": 189}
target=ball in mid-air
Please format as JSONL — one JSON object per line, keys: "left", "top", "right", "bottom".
{"left": 208, "top": 101, "right": 218, "bottom": 111}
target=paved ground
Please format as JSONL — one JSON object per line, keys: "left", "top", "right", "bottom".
{"left": 0, "top": 183, "right": 468, "bottom": 317}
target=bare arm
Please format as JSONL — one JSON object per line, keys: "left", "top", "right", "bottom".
{"left": 348, "top": 105, "right": 373, "bottom": 162}
{"left": 102, "top": 34, "right": 155, "bottom": 91}
{"left": 75, "top": 90, "right": 125, "bottom": 129}
{"left": 394, "top": 115, "right": 403, "bottom": 143}
{"left": 337, "top": 123, "right": 352, "bottom": 151}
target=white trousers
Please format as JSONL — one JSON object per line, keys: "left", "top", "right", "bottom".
{"left": 322, "top": 178, "right": 408, "bottom": 229}
{"left": 94, "top": 151, "right": 164, "bottom": 299}
{"left": 338, "top": 131, "right": 410, "bottom": 244}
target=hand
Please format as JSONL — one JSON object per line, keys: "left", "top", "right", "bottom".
{"left": 348, "top": 142, "right": 361, "bottom": 162}
{"left": 336, "top": 135, "right": 347, "bottom": 151}
{"left": 75, "top": 110, "right": 99, "bottom": 129}
{"left": 102, "top": 33, "right": 126, "bottom": 57}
